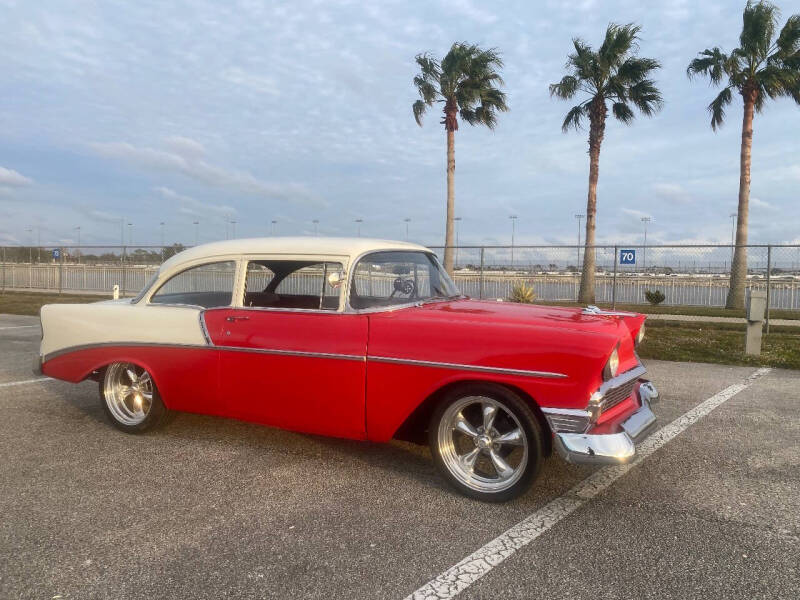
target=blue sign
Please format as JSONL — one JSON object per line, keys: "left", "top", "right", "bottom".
{"left": 619, "top": 249, "right": 636, "bottom": 265}
{"left": 52, "top": 249, "right": 60, "bottom": 260}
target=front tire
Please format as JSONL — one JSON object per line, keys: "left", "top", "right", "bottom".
{"left": 99, "top": 362, "right": 168, "bottom": 433}
{"left": 428, "top": 384, "right": 543, "bottom": 502}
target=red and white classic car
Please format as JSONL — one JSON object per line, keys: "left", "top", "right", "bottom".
{"left": 36, "top": 238, "right": 658, "bottom": 501}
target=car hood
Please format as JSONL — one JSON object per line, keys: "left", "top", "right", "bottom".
{"left": 415, "top": 299, "right": 640, "bottom": 336}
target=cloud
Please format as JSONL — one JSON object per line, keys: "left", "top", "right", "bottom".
{"left": 441, "top": 0, "right": 498, "bottom": 25}
{"left": 651, "top": 183, "right": 692, "bottom": 204}
{"left": 90, "top": 138, "right": 325, "bottom": 206}
{"left": 155, "top": 186, "right": 236, "bottom": 220}
{"left": 0, "top": 166, "right": 33, "bottom": 187}
{"left": 750, "top": 197, "right": 773, "bottom": 210}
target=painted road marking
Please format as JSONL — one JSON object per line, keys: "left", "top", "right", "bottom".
{"left": 0, "top": 325, "right": 39, "bottom": 330}
{"left": 0, "top": 377, "right": 52, "bottom": 388}
{"left": 404, "top": 367, "right": 772, "bottom": 600}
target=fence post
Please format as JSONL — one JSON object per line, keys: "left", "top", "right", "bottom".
{"left": 121, "top": 246, "right": 127, "bottom": 297}
{"left": 58, "top": 247, "right": 63, "bottom": 295}
{"left": 765, "top": 245, "right": 771, "bottom": 334}
{"left": 479, "top": 247, "right": 485, "bottom": 300}
{"left": 612, "top": 245, "right": 618, "bottom": 309}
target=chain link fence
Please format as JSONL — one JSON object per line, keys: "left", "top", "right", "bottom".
{"left": 2, "top": 244, "right": 799, "bottom": 312}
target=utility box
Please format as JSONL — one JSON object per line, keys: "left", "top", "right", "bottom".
{"left": 745, "top": 290, "right": 767, "bottom": 355}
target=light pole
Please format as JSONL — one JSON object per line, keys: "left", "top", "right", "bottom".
{"left": 193, "top": 221, "right": 199, "bottom": 246}
{"left": 271, "top": 220, "right": 277, "bottom": 235}
{"left": 312, "top": 219, "right": 319, "bottom": 236}
{"left": 453, "top": 216, "right": 462, "bottom": 268}
{"left": 36, "top": 226, "right": 41, "bottom": 263}
{"left": 404, "top": 218, "right": 411, "bottom": 241}
{"left": 74, "top": 226, "right": 81, "bottom": 263}
{"left": 574, "top": 214, "right": 584, "bottom": 268}
{"left": 231, "top": 220, "right": 237, "bottom": 239}
{"left": 26, "top": 227, "right": 33, "bottom": 264}
{"left": 128, "top": 222, "right": 133, "bottom": 246}
{"left": 509, "top": 215, "right": 518, "bottom": 267}
{"left": 355, "top": 218, "right": 363, "bottom": 237}
{"left": 641, "top": 217, "right": 651, "bottom": 272}
{"left": 120, "top": 218, "right": 125, "bottom": 248}
{"left": 160, "top": 222, "right": 165, "bottom": 247}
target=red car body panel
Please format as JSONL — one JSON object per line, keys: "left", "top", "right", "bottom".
{"left": 41, "top": 298, "right": 646, "bottom": 443}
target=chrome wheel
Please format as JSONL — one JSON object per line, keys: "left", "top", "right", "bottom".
{"left": 103, "top": 363, "right": 154, "bottom": 426}
{"left": 436, "top": 396, "right": 529, "bottom": 493}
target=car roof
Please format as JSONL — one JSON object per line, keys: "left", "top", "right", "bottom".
{"left": 160, "top": 237, "right": 432, "bottom": 272}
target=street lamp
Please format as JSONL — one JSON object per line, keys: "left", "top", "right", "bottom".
{"left": 355, "top": 218, "right": 363, "bottom": 237}
{"left": 193, "top": 221, "right": 199, "bottom": 246}
{"left": 231, "top": 220, "right": 237, "bottom": 239}
{"left": 574, "top": 214, "right": 584, "bottom": 268}
{"left": 160, "top": 222, "right": 165, "bottom": 248}
{"left": 26, "top": 227, "right": 33, "bottom": 264}
{"left": 127, "top": 222, "right": 133, "bottom": 246}
{"left": 641, "top": 217, "right": 651, "bottom": 272}
{"left": 312, "top": 219, "right": 319, "bottom": 236}
{"left": 271, "top": 220, "right": 278, "bottom": 235}
{"left": 453, "top": 217, "right": 462, "bottom": 268}
{"left": 509, "top": 215, "right": 518, "bottom": 267}
{"left": 74, "top": 226, "right": 81, "bottom": 264}
{"left": 404, "top": 218, "right": 411, "bottom": 241}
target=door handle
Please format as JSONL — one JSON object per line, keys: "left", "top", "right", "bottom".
{"left": 225, "top": 316, "right": 250, "bottom": 322}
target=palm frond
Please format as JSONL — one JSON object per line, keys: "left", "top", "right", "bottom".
{"left": 612, "top": 102, "right": 635, "bottom": 124}
{"left": 687, "top": 48, "right": 731, "bottom": 84}
{"left": 598, "top": 23, "right": 641, "bottom": 70}
{"left": 561, "top": 105, "right": 586, "bottom": 132}
{"left": 627, "top": 79, "right": 664, "bottom": 115}
{"left": 549, "top": 75, "right": 579, "bottom": 99}
{"left": 412, "top": 100, "right": 428, "bottom": 126}
{"left": 567, "top": 38, "right": 598, "bottom": 81}
{"left": 708, "top": 86, "right": 733, "bottom": 130}
{"left": 774, "top": 14, "right": 800, "bottom": 57}
{"left": 617, "top": 56, "right": 661, "bottom": 84}
{"left": 740, "top": 0, "right": 779, "bottom": 62}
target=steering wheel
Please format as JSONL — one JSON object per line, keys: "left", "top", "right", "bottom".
{"left": 389, "top": 277, "right": 415, "bottom": 298}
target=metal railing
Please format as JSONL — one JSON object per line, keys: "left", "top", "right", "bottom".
{"left": 2, "top": 244, "right": 799, "bottom": 315}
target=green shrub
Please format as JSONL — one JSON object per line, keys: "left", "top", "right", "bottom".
{"left": 508, "top": 282, "right": 536, "bottom": 303}
{"left": 644, "top": 289, "right": 666, "bottom": 306}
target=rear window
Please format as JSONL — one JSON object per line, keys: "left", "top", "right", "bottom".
{"left": 149, "top": 261, "right": 236, "bottom": 308}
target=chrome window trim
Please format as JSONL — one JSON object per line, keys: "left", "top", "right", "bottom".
{"left": 198, "top": 310, "right": 213, "bottom": 345}
{"left": 241, "top": 255, "right": 348, "bottom": 313}
{"left": 345, "top": 249, "right": 460, "bottom": 314}
{"left": 368, "top": 355, "right": 567, "bottom": 379}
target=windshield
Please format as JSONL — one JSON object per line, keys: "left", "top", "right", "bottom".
{"left": 350, "top": 251, "right": 461, "bottom": 310}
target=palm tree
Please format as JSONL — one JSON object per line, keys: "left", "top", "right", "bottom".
{"left": 688, "top": 1, "right": 800, "bottom": 309}
{"left": 412, "top": 43, "right": 508, "bottom": 274}
{"left": 550, "top": 24, "right": 663, "bottom": 304}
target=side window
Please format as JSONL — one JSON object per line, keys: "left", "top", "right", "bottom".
{"left": 150, "top": 261, "right": 236, "bottom": 308}
{"left": 244, "top": 260, "right": 343, "bottom": 311}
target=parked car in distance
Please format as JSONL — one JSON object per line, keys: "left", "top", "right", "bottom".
{"left": 36, "top": 238, "right": 658, "bottom": 501}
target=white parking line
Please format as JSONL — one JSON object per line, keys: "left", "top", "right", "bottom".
{"left": 0, "top": 377, "right": 52, "bottom": 388}
{"left": 0, "top": 325, "right": 39, "bottom": 330}
{"left": 404, "top": 367, "right": 772, "bottom": 600}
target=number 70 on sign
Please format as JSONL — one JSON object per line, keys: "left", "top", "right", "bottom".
{"left": 619, "top": 249, "right": 636, "bottom": 265}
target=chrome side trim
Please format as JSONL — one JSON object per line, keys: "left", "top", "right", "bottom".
{"left": 368, "top": 355, "right": 567, "bottom": 379}
{"left": 540, "top": 407, "right": 591, "bottom": 418}
{"left": 219, "top": 346, "right": 365, "bottom": 362}
{"left": 42, "top": 341, "right": 364, "bottom": 365}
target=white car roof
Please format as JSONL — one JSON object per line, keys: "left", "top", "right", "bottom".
{"left": 160, "top": 237, "right": 432, "bottom": 271}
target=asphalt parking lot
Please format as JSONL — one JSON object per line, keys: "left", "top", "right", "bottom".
{"left": 1, "top": 313, "right": 798, "bottom": 599}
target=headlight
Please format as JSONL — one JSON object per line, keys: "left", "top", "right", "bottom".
{"left": 636, "top": 323, "right": 646, "bottom": 346}
{"left": 603, "top": 347, "right": 619, "bottom": 381}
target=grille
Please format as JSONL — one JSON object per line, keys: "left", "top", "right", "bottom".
{"left": 600, "top": 379, "right": 637, "bottom": 413}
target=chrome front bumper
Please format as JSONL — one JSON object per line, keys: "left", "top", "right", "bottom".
{"left": 554, "top": 381, "right": 659, "bottom": 465}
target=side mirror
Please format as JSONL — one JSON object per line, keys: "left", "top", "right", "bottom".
{"left": 327, "top": 271, "right": 345, "bottom": 289}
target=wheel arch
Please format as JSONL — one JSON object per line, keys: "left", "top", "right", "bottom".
{"left": 392, "top": 378, "right": 553, "bottom": 456}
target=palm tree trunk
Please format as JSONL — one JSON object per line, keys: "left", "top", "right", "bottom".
{"left": 443, "top": 125, "right": 456, "bottom": 275}
{"left": 726, "top": 89, "right": 756, "bottom": 309}
{"left": 579, "top": 102, "right": 605, "bottom": 304}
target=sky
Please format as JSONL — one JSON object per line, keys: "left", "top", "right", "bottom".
{"left": 1, "top": 0, "right": 799, "bottom": 249}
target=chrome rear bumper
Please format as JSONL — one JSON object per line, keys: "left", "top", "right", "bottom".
{"left": 554, "top": 381, "right": 659, "bottom": 465}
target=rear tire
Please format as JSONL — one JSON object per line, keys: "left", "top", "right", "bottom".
{"left": 99, "top": 362, "right": 168, "bottom": 433}
{"left": 428, "top": 384, "right": 543, "bottom": 502}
